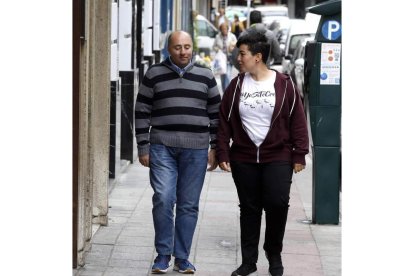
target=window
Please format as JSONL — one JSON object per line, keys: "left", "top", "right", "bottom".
{"left": 289, "top": 34, "right": 313, "bottom": 55}
{"left": 197, "top": 20, "right": 208, "bottom": 36}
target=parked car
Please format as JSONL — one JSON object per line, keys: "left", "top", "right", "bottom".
{"left": 289, "top": 36, "right": 315, "bottom": 100}
{"left": 304, "top": 11, "right": 321, "bottom": 32}
{"left": 226, "top": 5, "right": 249, "bottom": 22}
{"left": 195, "top": 14, "right": 218, "bottom": 56}
{"left": 281, "top": 19, "right": 316, "bottom": 73}
{"left": 254, "top": 5, "right": 289, "bottom": 27}
{"left": 268, "top": 16, "right": 291, "bottom": 58}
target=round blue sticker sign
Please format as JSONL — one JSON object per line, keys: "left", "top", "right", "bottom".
{"left": 321, "top": 20, "right": 341, "bottom": 40}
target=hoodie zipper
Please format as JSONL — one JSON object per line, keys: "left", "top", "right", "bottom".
{"left": 233, "top": 75, "right": 261, "bottom": 163}
{"left": 270, "top": 80, "right": 287, "bottom": 127}
{"left": 256, "top": 79, "right": 288, "bottom": 163}
{"left": 227, "top": 76, "right": 240, "bottom": 122}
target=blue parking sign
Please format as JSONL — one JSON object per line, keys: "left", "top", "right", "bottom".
{"left": 321, "top": 20, "right": 341, "bottom": 41}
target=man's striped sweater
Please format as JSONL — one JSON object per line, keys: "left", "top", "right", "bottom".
{"left": 135, "top": 58, "right": 221, "bottom": 156}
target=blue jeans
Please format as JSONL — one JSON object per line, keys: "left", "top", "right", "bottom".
{"left": 149, "top": 144, "right": 208, "bottom": 259}
{"left": 220, "top": 62, "right": 233, "bottom": 93}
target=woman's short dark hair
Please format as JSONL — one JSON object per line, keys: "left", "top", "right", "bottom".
{"left": 236, "top": 31, "right": 270, "bottom": 63}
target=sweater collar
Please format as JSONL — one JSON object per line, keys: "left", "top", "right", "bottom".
{"left": 165, "top": 56, "right": 193, "bottom": 75}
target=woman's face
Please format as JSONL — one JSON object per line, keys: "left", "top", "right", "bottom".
{"left": 237, "top": 44, "right": 259, "bottom": 73}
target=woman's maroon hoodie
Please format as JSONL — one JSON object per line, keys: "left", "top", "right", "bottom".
{"left": 216, "top": 70, "right": 309, "bottom": 165}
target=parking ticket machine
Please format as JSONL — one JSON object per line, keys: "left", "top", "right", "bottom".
{"left": 304, "top": 0, "right": 341, "bottom": 224}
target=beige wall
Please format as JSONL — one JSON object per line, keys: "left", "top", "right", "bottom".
{"left": 76, "top": 0, "right": 111, "bottom": 266}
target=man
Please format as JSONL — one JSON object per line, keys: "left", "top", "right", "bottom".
{"left": 135, "top": 31, "right": 221, "bottom": 274}
{"left": 231, "top": 10, "right": 281, "bottom": 72}
{"left": 213, "top": 22, "right": 237, "bottom": 93}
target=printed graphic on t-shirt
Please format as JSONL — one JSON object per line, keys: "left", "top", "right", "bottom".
{"left": 239, "top": 72, "right": 276, "bottom": 147}
{"left": 240, "top": 90, "right": 275, "bottom": 110}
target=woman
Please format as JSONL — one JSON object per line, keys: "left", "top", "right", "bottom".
{"left": 215, "top": 7, "right": 229, "bottom": 29}
{"left": 231, "top": 14, "right": 245, "bottom": 38}
{"left": 215, "top": 31, "right": 309, "bottom": 276}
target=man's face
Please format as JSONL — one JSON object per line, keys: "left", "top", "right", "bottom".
{"left": 220, "top": 24, "right": 228, "bottom": 36}
{"left": 168, "top": 32, "right": 193, "bottom": 68}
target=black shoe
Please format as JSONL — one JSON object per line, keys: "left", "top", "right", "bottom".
{"left": 231, "top": 263, "right": 257, "bottom": 276}
{"left": 265, "top": 252, "right": 283, "bottom": 276}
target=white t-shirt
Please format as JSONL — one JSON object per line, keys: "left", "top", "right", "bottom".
{"left": 239, "top": 71, "right": 276, "bottom": 147}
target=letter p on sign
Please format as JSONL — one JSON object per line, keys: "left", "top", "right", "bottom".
{"left": 322, "top": 20, "right": 341, "bottom": 41}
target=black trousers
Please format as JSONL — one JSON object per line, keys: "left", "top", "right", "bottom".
{"left": 230, "top": 161, "right": 293, "bottom": 264}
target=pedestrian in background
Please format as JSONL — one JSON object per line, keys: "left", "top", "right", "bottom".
{"left": 213, "top": 22, "right": 237, "bottom": 94}
{"left": 215, "top": 7, "right": 229, "bottom": 29}
{"left": 216, "top": 32, "right": 309, "bottom": 276}
{"left": 231, "top": 14, "right": 245, "bottom": 38}
{"left": 231, "top": 10, "right": 281, "bottom": 72}
{"left": 135, "top": 30, "right": 221, "bottom": 274}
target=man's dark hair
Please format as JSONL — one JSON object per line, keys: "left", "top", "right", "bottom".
{"left": 236, "top": 31, "right": 270, "bottom": 63}
{"left": 249, "top": 10, "right": 262, "bottom": 24}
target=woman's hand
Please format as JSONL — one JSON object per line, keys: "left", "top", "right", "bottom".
{"left": 293, "top": 163, "right": 305, "bottom": 173}
{"left": 219, "top": 162, "right": 231, "bottom": 172}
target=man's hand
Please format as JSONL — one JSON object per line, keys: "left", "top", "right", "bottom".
{"left": 207, "top": 149, "right": 218, "bottom": 171}
{"left": 219, "top": 162, "right": 231, "bottom": 172}
{"left": 293, "top": 163, "right": 305, "bottom": 173}
{"left": 139, "top": 154, "right": 150, "bottom": 167}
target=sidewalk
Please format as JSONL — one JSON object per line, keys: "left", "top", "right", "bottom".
{"left": 74, "top": 155, "right": 341, "bottom": 276}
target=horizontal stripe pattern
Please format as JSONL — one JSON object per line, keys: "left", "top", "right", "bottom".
{"left": 135, "top": 59, "right": 221, "bottom": 156}
{"left": 152, "top": 124, "right": 209, "bottom": 133}
{"left": 151, "top": 107, "right": 208, "bottom": 118}
{"left": 154, "top": 89, "right": 208, "bottom": 101}
{"left": 208, "top": 94, "right": 221, "bottom": 105}
{"left": 136, "top": 93, "right": 153, "bottom": 106}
